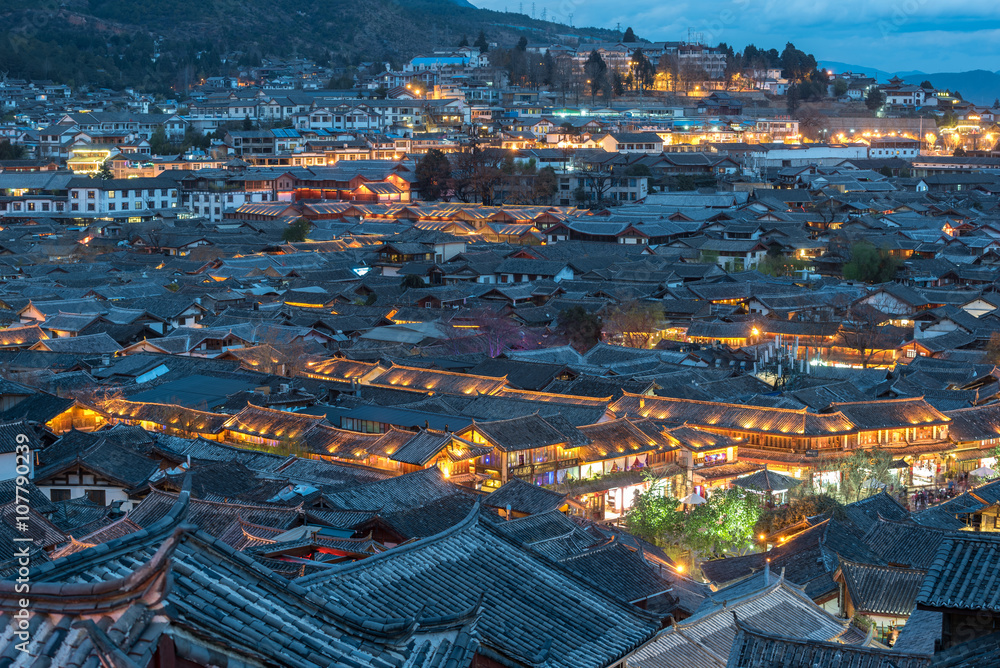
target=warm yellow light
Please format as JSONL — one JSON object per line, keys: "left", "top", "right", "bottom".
{"left": 675, "top": 564, "right": 685, "bottom": 573}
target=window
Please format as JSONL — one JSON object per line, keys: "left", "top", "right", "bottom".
{"left": 50, "top": 489, "right": 71, "bottom": 502}
{"left": 85, "top": 489, "right": 106, "bottom": 505}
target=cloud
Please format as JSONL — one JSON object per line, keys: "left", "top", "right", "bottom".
{"left": 473, "top": 0, "right": 998, "bottom": 73}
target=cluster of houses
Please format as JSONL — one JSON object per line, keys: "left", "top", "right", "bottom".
{"left": 5, "top": 36, "right": 1000, "bottom": 668}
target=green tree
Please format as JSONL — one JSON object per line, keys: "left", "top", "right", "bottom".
{"left": 624, "top": 472, "right": 683, "bottom": 546}
{"left": 631, "top": 48, "right": 655, "bottom": 91}
{"left": 0, "top": 141, "right": 27, "bottom": 160}
{"left": 281, "top": 217, "right": 311, "bottom": 242}
{"left": 558, "top": 306, "right": 602, "bottom": 351}
{"left": 97, "top": 161, "right": 114, "bottom": 180}
{"left": 865, "top": 88, "right": 885, "bottom": 112}
{"left": 757, "top": 254, "right": 807, "bottom": 277}
{"left": 458, "top": 35, "right": 469, "bottom": 47}
{"left": 832, "top": 447, "right": 894, "bottom": 504}
{"left": 623, "top": 27, "right": 637, "bottom": 42}
{"left": 415, "top": 149, "right": 452, "bottom": 201}
{"left": 516, "top": 36, "right": 528, "bottom": 51}
{"left": 474, "top": 31, "right": 489, "bottom": 53}
{"left": 149, "top": 126, "right": 170, "bottom": 155}
{"left": 584, "top": 50, "right": 607, "bottom": 101}
{"left": 684, "top": 487, "right": 762, "bottom": 556}
{"left": 920, "top": 80, "right": 934, "bottom": 89}
{"left": 832, "top": 79, "right": 849, "bottom": 97}
{"left": 242, "top": 115, "right": 253, "bottom": 131}
{"left": 400, "top": 274, "right": 427, "bottom": 289}
{"left": 841, "top": 241, "right": 900, "bottom": 283}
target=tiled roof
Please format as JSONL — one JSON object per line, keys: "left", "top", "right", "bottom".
{"left": 630, "top": 581, "right": 857, "bottom": 668}
{"left": 7, "top": 487, "right": 480, "bottom": 668}
{"left": 300, "top": 504, "right": 660, "bottom": 668}
{"left": 861, "top": 517, "right": 949, "bottom": 569}
{"left": 837, "top": 559, "right": 926, "bottom": 616}
{"left": 918, "top": 532, "right": 1000, "bottom": 612}
{"left": 727, "top": 619, "right": 931, "bottom": 668}
{"left": 483, "top": 477, "right": 567, "bottom": 516}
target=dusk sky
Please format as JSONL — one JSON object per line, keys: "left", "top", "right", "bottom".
{"left": 474, "top": 0, "right": 1000, "bottom": 74}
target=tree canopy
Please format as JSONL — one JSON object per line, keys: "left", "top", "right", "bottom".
{"left": 865, "top": 88, "right": 886, "bottom": 111}
{"left": 415, "top": 149, "right": 452, "bottom": 201}
{"left": 281, "top": 217, "right": 311, "bottom": 243}
{"left": 841, "top": 241, "right": 901, "bottom": 284}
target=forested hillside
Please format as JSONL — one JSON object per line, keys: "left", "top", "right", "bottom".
{"left": 0, "top": 0, "right": 616, "bottom": 93}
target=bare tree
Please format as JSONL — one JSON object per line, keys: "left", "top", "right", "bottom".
{"left": 838, "top": 303, "right": 900, "bottom": 368}
{"left": 602, "top": 298, "right": 665, "bottom": 349}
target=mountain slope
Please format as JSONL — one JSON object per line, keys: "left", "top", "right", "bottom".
{"left": 0, "top": 0, "right": 615, "bottom": 93}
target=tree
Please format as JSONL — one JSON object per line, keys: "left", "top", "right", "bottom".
{"left": 842, "top": 241, "right": 900, "bottom": 284}
{"left": 755, "top": 494, "right": 843, "bottom": 537}
{"left": 415, "top": 149, "right": 452, "bottom": 201}
{"left": 452, "top": 141, "right": 504, "bottom": 205}
{"left": 559, "top": 306, "right": 602, "bottom": 352}
{"left": 281, "top": 217, "right": 311, "bottom": 242}
{"left": 602, "top": 298, "right": 664, "bottom": 349}
{"left": 623, "top": 27, "right": 637, "bottom": 42}
{"left": 986, "top": 332, "right": 1000, "bottom": 364}
{"left": 839, "top": 303, "right": 899, "bottom": 369}
{"left": 684, "top": 487, "right": 762, "bottom": 556}
{"left": 832, "top": 447, "right": 894, "bottom": 504}
{"left": 832, "top": 79, "right": 849, "bottom": 97}
{"left": 757, "top": 254, "right": 807, "bottom": 278}
{"left": 458, "top": 35, "right": 469, "bottom": 48}
{"left": 97, "top": 161, "right": 114, "bottom": 181}
{"left": 624, "top": 472, "right": 684, "bottom": 546}
{"left": 400, "top": 274, "right": 426, "bottom": 289}
{"left": 474, "top": 31, "right": 489, "bottom": 53}
{"left": 584, "top": 50, "right": 607, "bottom": 102}
{"left": 0, "top": 141, "right": 26, "bottom": 160}
{"left": 865, "top": 88, "right": 885, "bottom": 112}
{"left": 515, "top": 36, "right": 528, "bottom": 52}
{"left": 242, "top": 115, "right": 253, "bottom": 131}
{"left": 631, "top": 49, "right": 655, "bottom": 92}
{"left": 532, "top": 166, "right": 558, "bottom": 204}
{"left": 779, "top": 42, "right": 817, "bottom": 83}
{"left": 920, "top": 80, "right": 934, "bottom": 89}
{"left": 149, "top": 126, "right": 170, "bottom": 155}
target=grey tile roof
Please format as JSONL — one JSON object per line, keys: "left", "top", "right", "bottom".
{"left": 917, "top": 532, "right": 1000, "bottom": 612}
{"left": 631, "top": 580, "right": 860, "bottom": 668}
{"left": 726, "top": 618, "right": 930, "bottom": 668}
{"left": 299, "top": 503, "right": 660, "bottom": 668}
{"left": 483, "top": 477, "right": 568, "bottom": 516}
{"left": 838, "top": 559, "right": 926, "bottom": 617}
{"left": 5, "top": 487, "right": 480, "bottom": 668}
{"left": 861, "top": 517, "right": 948, "bottom": 569}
